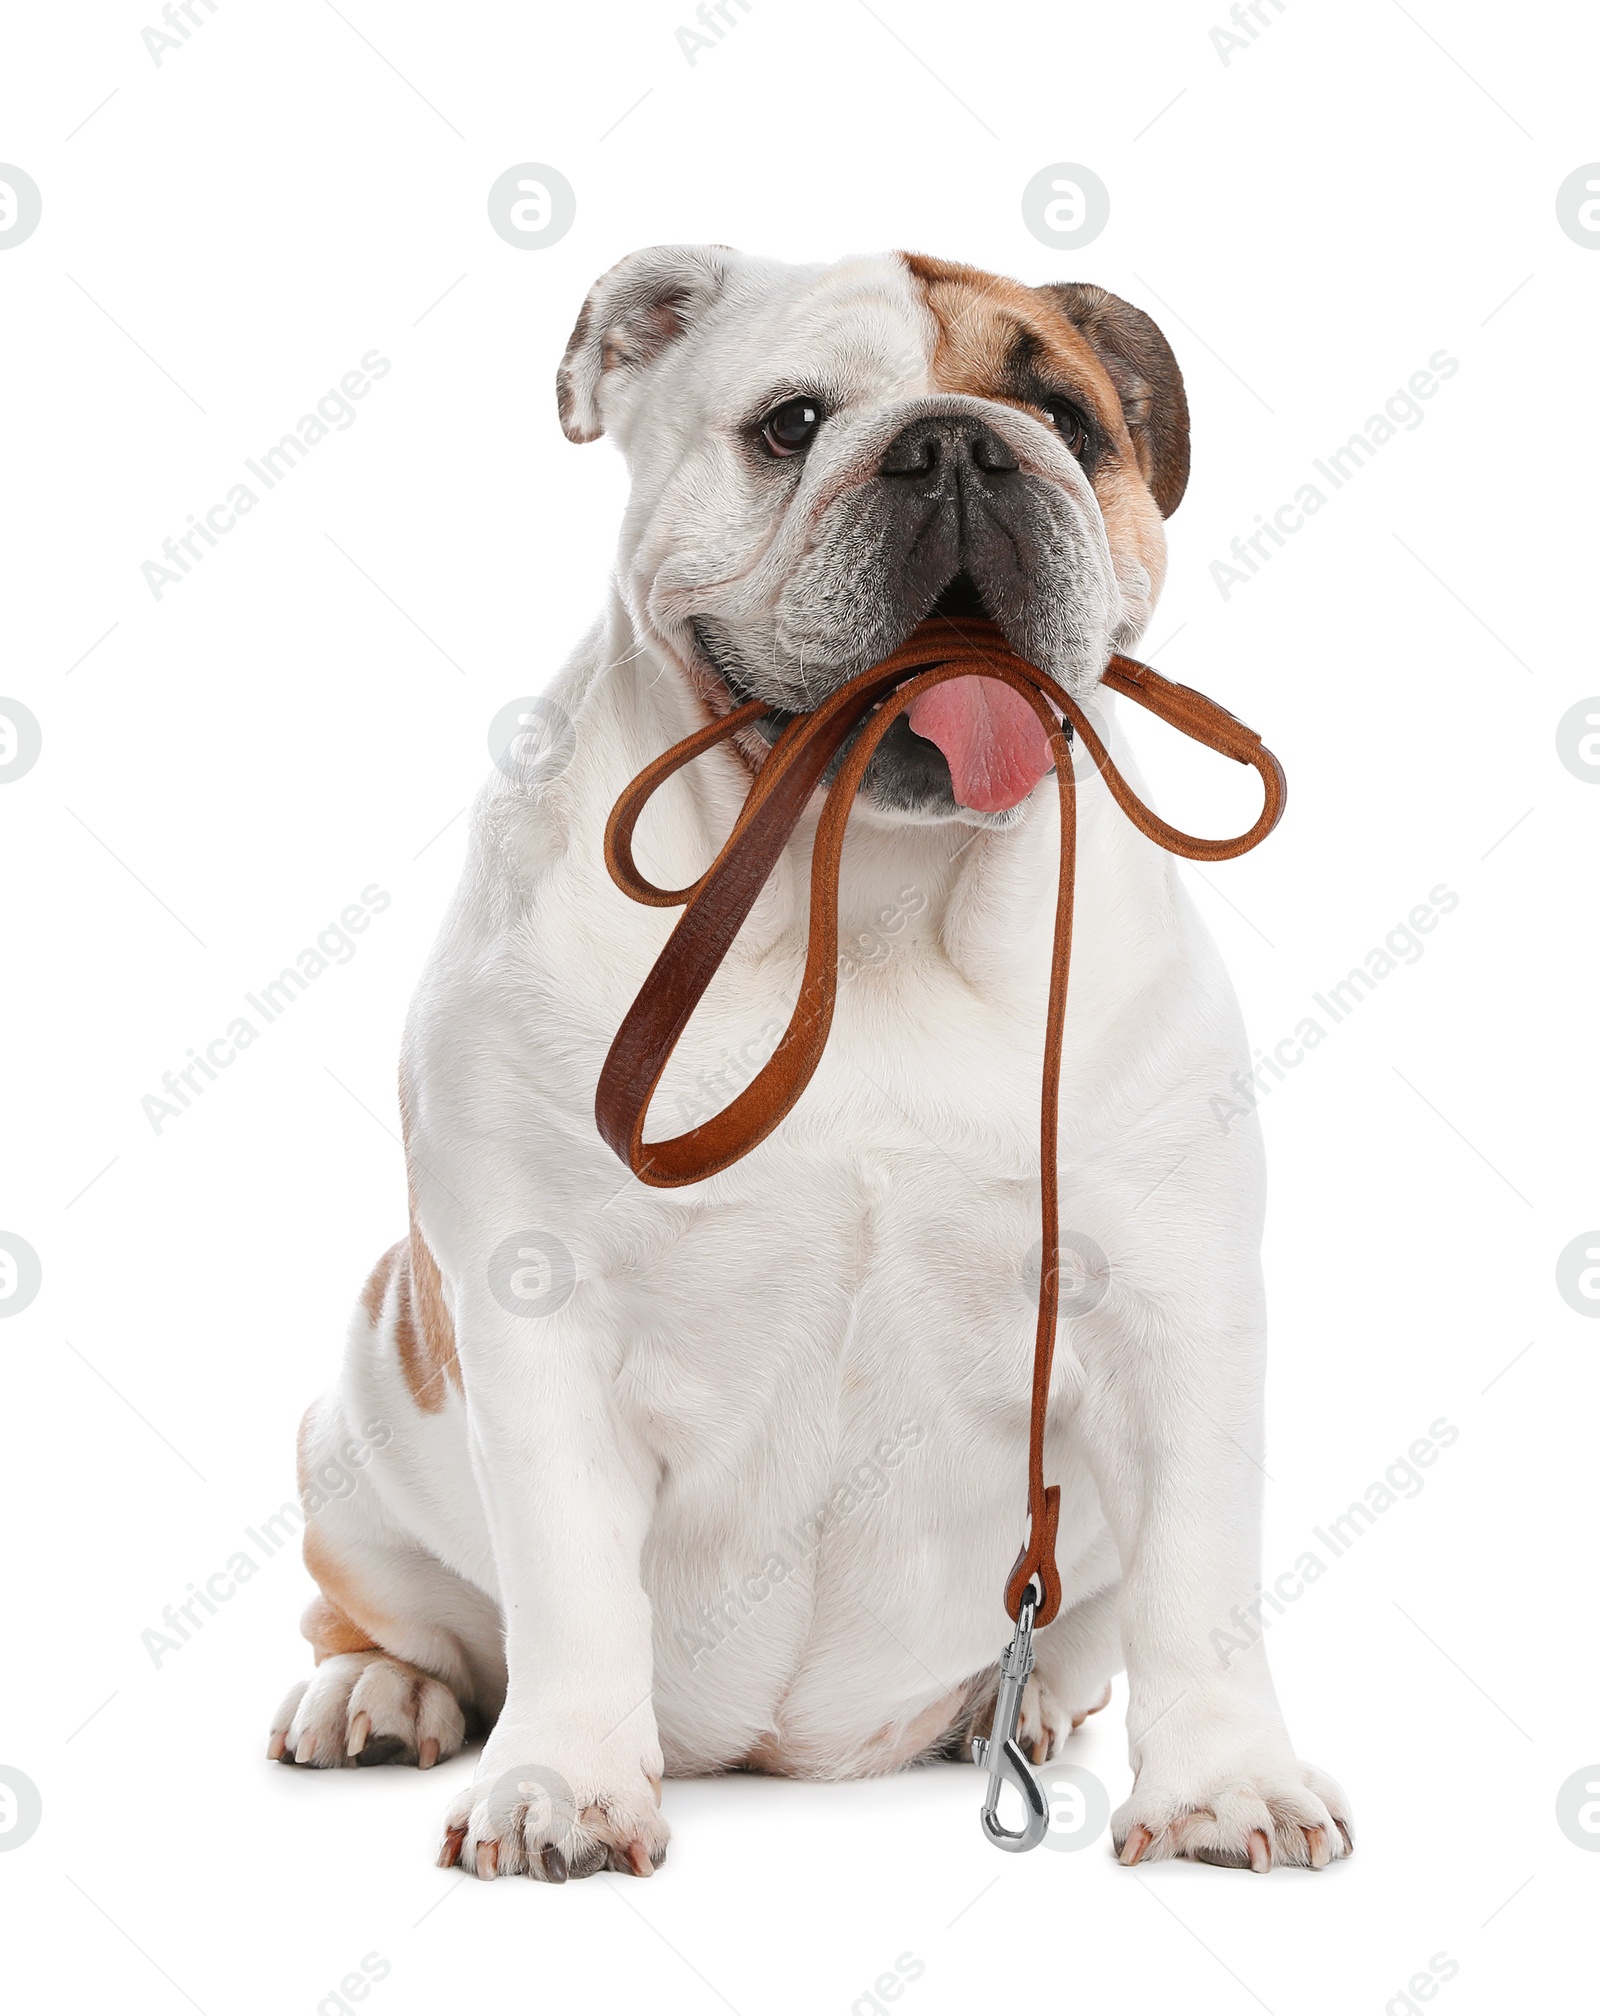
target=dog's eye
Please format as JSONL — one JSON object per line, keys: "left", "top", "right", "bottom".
{"left": 1041, "top": 400, "right": 1088, "bottom": 459}
{"left": 760, "top": 397, "right": 823, "bottom": 457}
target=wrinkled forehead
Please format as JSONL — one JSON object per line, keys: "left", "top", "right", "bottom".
{"left": 666, "top": 253, "right": 934, "bottom": 418}
{"left": 665, "top": 251, "right": 1125, "bottom": 436}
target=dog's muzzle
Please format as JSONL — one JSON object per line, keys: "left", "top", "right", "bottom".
{"left": 874, "top": 412, "right": 1028, "bottom": 614}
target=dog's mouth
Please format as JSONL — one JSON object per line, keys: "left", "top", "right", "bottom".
{"left": 695, "top": 572, "right": 1058, "bottom": 817}
{"left": 922, "top": 571, "right": 990, "bottom": 623}
{"left": 901, "top": 576, "right": 1059, "bottom": 814}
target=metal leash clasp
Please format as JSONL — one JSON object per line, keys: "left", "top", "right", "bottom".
{"left": 972, "top": 1585, "right": 1048, "bottom": 1853}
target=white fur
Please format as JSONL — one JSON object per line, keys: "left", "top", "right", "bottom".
{"left": 277, "top": 250, "right": 1350, "bottom": 1880}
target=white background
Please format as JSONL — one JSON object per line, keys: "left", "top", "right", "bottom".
{"left": 2, "top": 1, "right": 1596, "bottom": 2010}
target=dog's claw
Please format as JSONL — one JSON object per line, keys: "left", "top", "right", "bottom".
{"left": 1119, "top": 1823, "right": 1154, "bottom": 1867}
{"left": 418, "top": 1737, "right": 440, "bottom": 1770}
{"left": 540, "top": 1843, "right": 568, "bottom": 1884}
{"left": 438, "top": 1824, "right": 467, "bottom": 1870}
{"left": 475, "top": 1841, "right": 499, "bottom": 1881}
{"left": 1304, "top": 1824, "right": 1330, "bottom": 1869}
{"left": 1335, "top": 1819, "right": 1354, "bottom": 1857}
{"left": 346, "top": 1711, "right": 371, "bottom": 1758}
{"left": 1247, "top": 1828, "right": 1272, "bottom": 1873}
{"left": 267, "top": 1730, "right": 287, "bottom": 1762}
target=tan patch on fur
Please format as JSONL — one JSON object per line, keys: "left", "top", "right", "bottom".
{"left": 301, "top": 1531, "right": 387, "bottom": 1664}
{"left": 902, "top": 252, "right": 1126, "bottom": 439}
{"left": 388, "top": 1067, "right": 462, "bottom": 1412}
{"left": 394, "top": 1217, "right": 460, "bottom": 1413}
{"left": 900, "top": 252, "right": 1170, "bottom": 596}
{"left": 360, "top": 1241, "right": 402, "bottom": 1324}
{"left": 300, "top": 1592, "right": 380, "bottom": 1663}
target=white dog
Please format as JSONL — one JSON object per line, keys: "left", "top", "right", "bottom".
{"left": 270, "top": 246, "right": 1351, "bottom": 1882}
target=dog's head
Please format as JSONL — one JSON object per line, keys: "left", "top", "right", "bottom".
{"left": 558, "top": 247, "right": 1189, "bottom": 824}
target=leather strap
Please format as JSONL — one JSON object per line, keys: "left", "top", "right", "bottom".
{"left": 596, "top": 617, "right": 1285, "bottom": 1626}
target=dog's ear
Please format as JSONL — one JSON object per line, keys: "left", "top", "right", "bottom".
{"left": 557, "top": 244, "right": 735, "bottom": 444}
{"left": 1034, "top": 283, "right": 1190, "bottom": 516}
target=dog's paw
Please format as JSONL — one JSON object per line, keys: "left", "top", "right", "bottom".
{"left": 949, "top": 1668, "right": 1113, "bottom": 1767}
{"left": 269, "top": 1652, "right": 466, "bottom": 1770}
{"left": 1018, "top": 1675, "right": 1113, "bottom": 1765}
{"left": 1113, "top": 1758, "right": 1353, "bottom": 1872}
{"left": 439, "top": 1744, "right": 669, "bottom": 1883}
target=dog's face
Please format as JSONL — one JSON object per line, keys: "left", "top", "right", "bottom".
{"left": 558, "top": 248, "right": 1190, "bottom": 824}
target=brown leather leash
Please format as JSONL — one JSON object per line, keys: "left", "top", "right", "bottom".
{"left": 594, "top": 615, "right": 1285, "bottom": 1848}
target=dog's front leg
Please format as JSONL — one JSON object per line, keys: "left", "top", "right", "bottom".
{"left": 1076, "top": 1235, "right": 1353, "bottom": 1873}
{"left": 440, "top": 1292, "right": 668, "bottom": 1883}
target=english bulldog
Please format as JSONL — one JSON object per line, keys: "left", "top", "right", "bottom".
{"left": 270, "top": 246, "right": 1352, "bottom": 1881}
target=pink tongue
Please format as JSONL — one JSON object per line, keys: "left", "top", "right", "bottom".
{"left": 906, "top": 675, "right": 1056, "bottom": 813}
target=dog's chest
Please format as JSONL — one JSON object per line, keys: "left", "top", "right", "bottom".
{"left": 612, "top": 951, "right": 1056, "bottom": 1450}
{"left": 606, "top": 967, "right": 1093, "bottom": 1766}
{"left": 439, "top": 770, "right": 1171, "bottom": 1767}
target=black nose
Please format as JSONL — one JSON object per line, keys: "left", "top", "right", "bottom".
{"left": 879, "top": 414, "right": 1019, "bottom": 480}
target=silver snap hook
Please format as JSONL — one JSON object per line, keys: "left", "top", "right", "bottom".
{"left": 973, "top": 1586, "right": 1049, "bottom": 1853}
